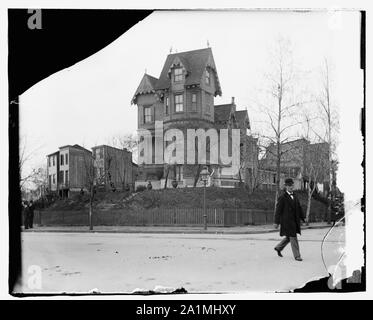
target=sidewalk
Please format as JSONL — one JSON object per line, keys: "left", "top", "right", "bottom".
{"left": 22, "top": 222, "right": 335, "bottom": 235}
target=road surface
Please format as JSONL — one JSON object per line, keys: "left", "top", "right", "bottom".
{"left": 14, "top": 226, "right": 345, "bottom": 294}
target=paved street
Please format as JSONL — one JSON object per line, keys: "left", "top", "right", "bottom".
{"left": 14, "top": 226, "right": 345, "bottom": 294}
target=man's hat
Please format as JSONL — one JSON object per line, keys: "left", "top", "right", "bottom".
{"left": 284, "top": 178, "right": 294, "bottom": 186}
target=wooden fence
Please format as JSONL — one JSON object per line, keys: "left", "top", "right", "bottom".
{"left": 31, "top": 206, "right": 325, "bottom": 227}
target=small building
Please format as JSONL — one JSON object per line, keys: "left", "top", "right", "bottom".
{"left": 261, "top": 138, "right": 330, "bottom": 191}
{"left": 92, "top": 145, "right": 137, "bottom": 191}
{"left": 47, "top": 144, "right": 93, "bottom": 198}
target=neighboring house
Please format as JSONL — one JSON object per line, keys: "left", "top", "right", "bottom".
{"left": 46, "top": 151, "right": 59, "bottom": 193}
{"left": 131, "top": 47, "right": 259, "bottom": 189}
{"left": 92, "top": 145, "right": 137, "bottom": 191}
{"left": 47, "top": 144, "right": 93, "bottom": 198}
{"left": 261, "top": 138, "right": 330, "bottom": 191}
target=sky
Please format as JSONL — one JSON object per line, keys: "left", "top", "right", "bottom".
{"left": 19, "top": 9, "right": 362, "bottom": 201}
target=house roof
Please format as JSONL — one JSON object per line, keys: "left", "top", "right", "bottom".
{"left": 235, "top": 110, "right": 251, "bottom": 130}
{"left": 214, "top": 104, "right": 234, "bottom": 123}
{"left": 92, "top": 144, "right": 131, "bottom": 153}
{"left": 214, "top": 103, "right": 250, "bottom": 130}
{"left": 131, "top": 73, "right": 159, "bottom": 104}
{"left": 59, "top": 144, "right": 92, "bottom": 154}
{"left": 154, "top": 48, "right": 222, "bottom": 96}
{"left": 46, "top": 150, "right": 59, "bottom": 157}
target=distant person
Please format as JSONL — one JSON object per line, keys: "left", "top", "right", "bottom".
{"left": 23, "top": 200, "right": 30, "bottom": 229}
{"left": 147, "top": 181, "right": 152, "bottom": 190}
{"left": 27, "top": 200, "right": 35, "bottom": 229}
{"left": 274, "top": 178, "right": 305, "bottom": 261}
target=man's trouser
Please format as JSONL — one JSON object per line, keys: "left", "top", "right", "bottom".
{"left": 275, "top": 236, "right": 301, "bottom": 259}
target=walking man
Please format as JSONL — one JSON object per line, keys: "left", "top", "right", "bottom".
{"left": 274, "top": 178, "right": 305, "bottom": 261}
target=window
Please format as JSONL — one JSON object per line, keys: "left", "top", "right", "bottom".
{"left": 52, "top": 156, "right": 55, "bottom": 166}
{"left": 49, "top": 175, "right": 52, "bottom": 187}
{"left": 60, "top": 154, "right": 64, "bottom": 166}
{"left": 191, "top": 93, "right": 197, "bottom": 111}
{"left": 165, "top": 97, "right": 169, "bottom": 115}
{"left": 65, "top": 170, "right": 69, "bottom": 184}
{"left": 95, "top": 148, "right": 103, "bottom": 160}
{"left": 175, "top": 94, "right": 183, "bottom": 112}
{"left": 65, "top": 153, "right": 68, "bottom": 165}
{"left": 205, "top": 93, "right": 211, "bottom": 114}
{"left": 60, "top": 171, "right": 64, "bottom": 183}
{"left": 52, "top": 174, "right": 56, "bottom": 184}
{"left": 205, "top": 69, "right": 210, "bottom": 85}
{"left": 174, "top": 68, "right": 183, "bottom": 82}
{"left": 48, "top": 157, "right": 51, "bottom": 167}
{"left": 144, "top": 106, "right": 152, "bottom": 123}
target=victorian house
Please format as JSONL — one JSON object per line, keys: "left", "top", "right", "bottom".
{"left": 131, "top": 47, "right": 259, "bottom": 189}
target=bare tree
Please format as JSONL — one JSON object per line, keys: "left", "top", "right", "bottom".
{"left": 317, "top": 58, "right": 339, "bottom": 223}
{"left": 30, "top": 163, "right": 48, "bottom": 198}
{"left": 300, "top": 112, "right": 329, "bottom": 224}
{"left": 111, "top": 133, "right": 138, "bottom": 159}
{"left": 256, "top": 37, "right": 308, "bottom": 213}
{"left": 82, "top": 151, "right": 106, "bottom": 231}
{"left": 19, "top": 136, "right": 44, "bottom": 189}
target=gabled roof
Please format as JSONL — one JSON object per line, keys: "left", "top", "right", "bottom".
{"left": 131, "top": 73, "right": 159, "bottom": 104}
{"left": 154, "top": 48, "right": 222, "bottom": 96}
{"left": 214, "top": 103, "right": 250, "bottom": 130}
{"left": 235, "top": 110, "right": 251, "bottom": 130}
{"left": 214, "top": 104, "right": 234, "bottom": 123}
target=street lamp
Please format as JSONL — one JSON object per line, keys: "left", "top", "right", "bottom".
{"left": 200, "top": 166, "right": 209, "bottom": 230}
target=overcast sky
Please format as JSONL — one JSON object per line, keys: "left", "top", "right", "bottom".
{"left": 19, "top": 10, "right": 362, "bottom": 196}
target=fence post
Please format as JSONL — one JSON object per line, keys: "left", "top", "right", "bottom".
{"left": 235, "top": 208, "right": 238, "bottom": 225}
{"left": 214, "top": 209, "right": 217, "bottom": 225}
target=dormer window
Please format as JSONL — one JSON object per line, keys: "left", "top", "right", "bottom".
{"left": 174, "top": 68, "right": 183, "bottom": 82}
{"left": 205, "top": 69, "right": 210, "bottom": 85}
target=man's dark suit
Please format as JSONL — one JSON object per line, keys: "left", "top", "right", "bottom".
{"left": 274, "top": 191, "right": 305, "bottom": 259}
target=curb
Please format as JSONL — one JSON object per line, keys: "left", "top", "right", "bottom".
{"left": 22, "top": 224, "right": 334, "bottom": 235}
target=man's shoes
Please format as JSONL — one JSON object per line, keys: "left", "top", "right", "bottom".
{"left": 295, "top": 257, "right": 303, "bottom": 261}
{"left": 274, "top": 248, "right": 283, "bottom": 257}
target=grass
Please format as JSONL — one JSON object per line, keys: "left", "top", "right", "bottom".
{"left": 45, "top": 187, "right": 327, "bottom": 218}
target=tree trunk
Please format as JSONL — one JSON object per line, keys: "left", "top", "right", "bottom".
{"left": 89, "top": 187, "right": 94, "bottom": 231}
{"left": 305, "top": 190, "right": 312, "bottom": 225}
{"left": 164, "top": 165, "right": 170, "bottom": 189}
{"left": 274, "top": 141, "right": 281, "bottom": 216}
{"left": 193, "top": 164, "right": 202, "bottom": 187}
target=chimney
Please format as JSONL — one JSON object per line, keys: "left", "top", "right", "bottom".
{"left": 231, "top": 97, "right": 236, "bottom": 112}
